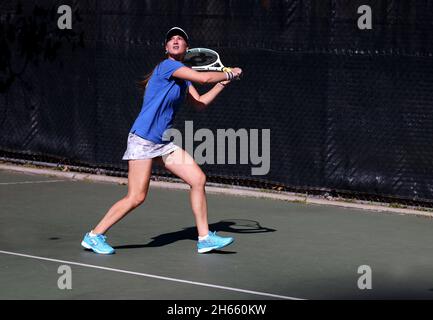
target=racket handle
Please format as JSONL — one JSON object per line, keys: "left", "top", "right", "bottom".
{"left": 223, "top": 67, "right": 241, "bottom": 80}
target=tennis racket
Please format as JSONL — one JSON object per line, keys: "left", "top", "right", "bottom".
{"left": 183, "top": 47, "right": 235, "bottom": 73}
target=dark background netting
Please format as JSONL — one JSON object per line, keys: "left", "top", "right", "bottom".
{"left": 1, "top": 0, "right": 433, "bottom": 206}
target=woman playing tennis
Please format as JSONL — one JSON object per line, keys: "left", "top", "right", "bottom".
{"left": 81, "top": 27, "right": 242, "bottom": 254}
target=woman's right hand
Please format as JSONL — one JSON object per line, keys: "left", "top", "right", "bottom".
{"left": 231, "top": 67, "right": 242, "bottom": 79}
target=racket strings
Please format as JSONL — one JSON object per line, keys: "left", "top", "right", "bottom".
{"left": 184, "top": 49, "right": 220, "bottom": 68}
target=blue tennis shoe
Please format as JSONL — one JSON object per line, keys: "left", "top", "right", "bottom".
{"left": 81, "top": 233, "right": 115, "bottom": 255}
{"left": 197, "top": 231, "right": 234, "bottom": 253}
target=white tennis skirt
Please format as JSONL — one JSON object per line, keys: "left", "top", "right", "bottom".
{"left": 122, "top": 132, "right": 179, "bottom": 160}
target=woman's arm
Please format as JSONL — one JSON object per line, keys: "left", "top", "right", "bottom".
{"left": 173, "top": 66, "right": 241, "bottom": 85}
{"left": 187, "top": 82, "right": 229, "bottom": 110}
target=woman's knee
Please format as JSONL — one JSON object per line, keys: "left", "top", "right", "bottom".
{"left": 126, "top": 193, "right": 146, "bottom": 207}
{"left": 190, "top": 172, "right": 206, "bottom": 189}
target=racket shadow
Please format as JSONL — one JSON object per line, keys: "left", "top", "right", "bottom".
{"left": 113, "top": 219, "right": 276, "bottom": 250}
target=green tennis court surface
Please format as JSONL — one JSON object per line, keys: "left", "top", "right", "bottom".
{"left": 1, "top": 169, "right": 433, "bottom": 300}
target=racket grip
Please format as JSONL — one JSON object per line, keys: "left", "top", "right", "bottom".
{"left": 223, "top": 67, "right": 241, "bottom": 81}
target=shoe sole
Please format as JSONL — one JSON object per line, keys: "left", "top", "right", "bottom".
{"left": 197, "top": 239, "right": 234, "bottom": 253}
{"left": 198, "top": 246, "right": 219, "bottom": 253}
{"left": 81, "top": 241, "right": 115, "bottom": 255}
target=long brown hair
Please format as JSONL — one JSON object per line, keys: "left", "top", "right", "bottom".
{"left": 137, "top": 55, "right": 168, "bottom": 92}
{"left": 137, "top": 69, "right": 154, "bottom": 91}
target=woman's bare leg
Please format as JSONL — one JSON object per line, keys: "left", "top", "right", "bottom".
{"left": 158, "top": 149, "right": 209, "bottom": 237}
{"left": 92, "top": 159, "right": 153, "bottom": 234}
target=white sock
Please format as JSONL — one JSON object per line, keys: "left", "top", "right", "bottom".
{"left": 89, "top": 231, "right": 99, "bottom": 237}
{"left": 198, "top": 234, "right": 209, "bottom": 241}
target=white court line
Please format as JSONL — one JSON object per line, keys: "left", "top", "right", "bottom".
{"left": 0, "top": 180, "right": 67, "bottom": 185}
{"left": 0, "top": 250, "right": 304, "bottom": 300}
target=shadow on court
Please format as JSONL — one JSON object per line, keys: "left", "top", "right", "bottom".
{"left": 113, "top": 220, "right": 276, "bottom": 251}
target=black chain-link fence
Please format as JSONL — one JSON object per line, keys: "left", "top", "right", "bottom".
{"left": 1, "top": 0, "right": 433, "bottom": 207}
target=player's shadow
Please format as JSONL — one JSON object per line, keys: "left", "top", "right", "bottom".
{"left": 113, "top": 219, "right": 276, "bottom": 253}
